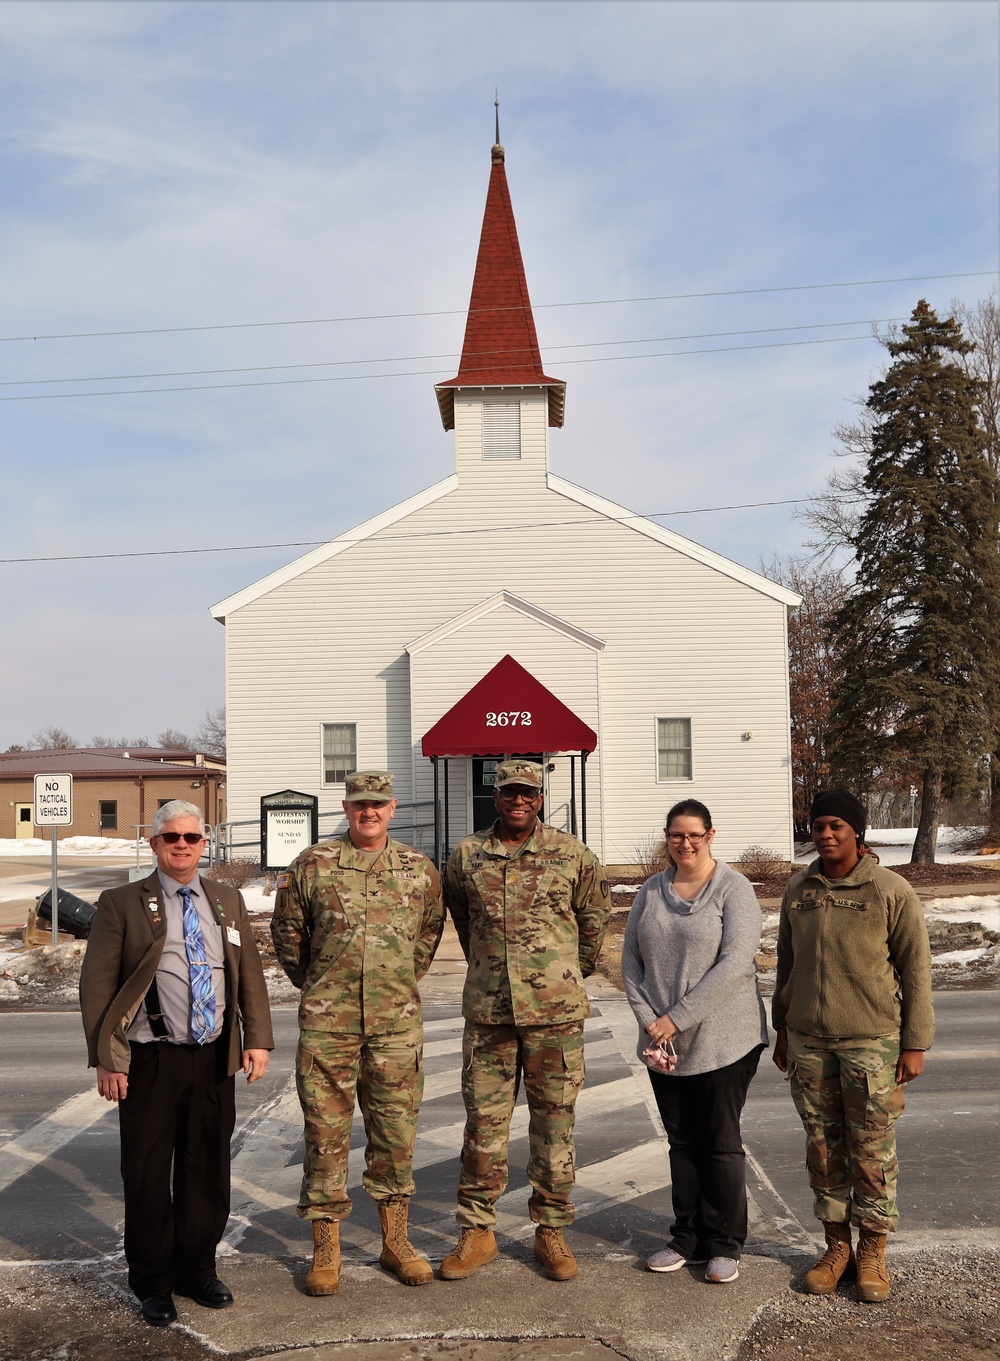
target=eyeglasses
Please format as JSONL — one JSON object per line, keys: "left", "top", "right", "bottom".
{"left": 667, "top": 832, "right": 708, "bottom": 845}
{"left": 498, "top": 787, "right": 541, "bottom": 802}
{"left": 156, "top": 832, "right": 205, "bottom": 845}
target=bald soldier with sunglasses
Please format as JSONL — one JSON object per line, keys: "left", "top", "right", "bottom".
{"left": 80, "top": 799, "right": 273, "bottom": 1328}
{"left": 440, "top": 760, "right": 611, "bottom": 1283}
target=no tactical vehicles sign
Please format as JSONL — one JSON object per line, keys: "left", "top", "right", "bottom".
{"left": 34, "top": 774, "right": 73, "bottom": 826}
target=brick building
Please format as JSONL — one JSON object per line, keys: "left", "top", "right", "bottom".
{"left": 0, "top": 748, "right": 226, "bottom": 842}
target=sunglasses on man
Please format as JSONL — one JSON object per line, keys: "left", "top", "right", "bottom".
{"left": 155, "top": 831, "right": 205, "bottom": 845}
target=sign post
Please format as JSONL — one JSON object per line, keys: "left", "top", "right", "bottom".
{"left": 34, "top": 774, "right": 73, "bottom": 944}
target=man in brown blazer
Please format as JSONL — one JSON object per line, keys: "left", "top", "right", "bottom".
{"left": 80, "top": 799, "right": 273, "bottom": 1327}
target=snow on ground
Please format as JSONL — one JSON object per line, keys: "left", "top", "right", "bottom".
{"left": 848, "top": 826, "right": 989, "bottom": 865}
{"left": 0, "top": 837, "right": 137, "bottom": 857}
{"left": 933, "top": 947, "right": 991, "bottom": 966}
{"left": 922, "top": 894, "right": 1000, "bottom": 933}
{"left": 240, "top": 882, "right": 277, "bottom": 916}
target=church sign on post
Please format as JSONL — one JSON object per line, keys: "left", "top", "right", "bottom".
{"left": 34, "top": 774, "right": 73, "bottom": 945}
{"left": 260, "top": 789, "right": 319, "bottom": 871}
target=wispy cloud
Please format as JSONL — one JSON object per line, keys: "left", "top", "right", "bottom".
{"left": 0, "top": 0, "right": 995, "bottom": 742}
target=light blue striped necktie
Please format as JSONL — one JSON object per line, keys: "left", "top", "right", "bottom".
{"left": 180, "top": 884, "right": 216, "bottom": 1044}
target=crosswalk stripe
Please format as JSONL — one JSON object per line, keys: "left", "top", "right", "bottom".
{"left": 0, "top": 1089, "right": 113, "bottom": 1195}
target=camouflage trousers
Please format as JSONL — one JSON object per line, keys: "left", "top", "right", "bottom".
{"left": 457, "top": 1020, "right": 586, "bottom": 1230}
{"left": 295, "top": 1025, "right": 423, "bottom": 1221}
{"left": 786, "top": 1029, "right": 906, "bottom": 1232}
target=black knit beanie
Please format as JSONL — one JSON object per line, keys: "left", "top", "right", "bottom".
{"left": 809, "top": 788, "right": 867, "bottom": 839}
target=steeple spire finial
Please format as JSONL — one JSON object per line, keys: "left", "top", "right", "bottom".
{"left": 492, "top": 91, "right": 504, "bottom": 164}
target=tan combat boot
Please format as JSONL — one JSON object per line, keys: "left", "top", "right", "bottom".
{"left": 440, "top": 1227, "right": 498, "bottom": 1280}
{"left": 803, "top": 1220, "right": 855, "bottom": 1295}
{"left": 377, "top": 1197, "right": 433, "bottom": 1286}
{"left": 305, "top": 1218, "right": 340, "bottom": 1295}
{"left": 855, "top": 1227, "right": 890, "bottom": 1303}
{"left": 533, "top": 1225, "right": 578, "bottom": 1281}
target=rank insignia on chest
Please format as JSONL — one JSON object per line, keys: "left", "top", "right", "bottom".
{"left": 800, "top": 889, "right": 817, "bottom": 904}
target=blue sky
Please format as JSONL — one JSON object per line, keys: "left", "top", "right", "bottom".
{"left": 1, "top": 0, "right": 997, "bottom": 748}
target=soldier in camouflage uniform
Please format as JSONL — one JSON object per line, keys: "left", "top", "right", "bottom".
{"left": 271, "top": 771, "right": 445, "bottom": 1294}
{"left": 439, "top": 759, "right": 611, "bottom": 1283}
{"left": 772, "top": 788, "right": 933, "bottom": 1304}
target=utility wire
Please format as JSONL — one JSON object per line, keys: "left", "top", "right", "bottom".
{"left": 0, "top": 317, "right": 904, "bottom": 390}
{"left": 0, "top": 496, "right": 863, "bottom": 564}
{"left": 0, "top": 271, "right": 992, "bottom": 344}
{"left": 0, "top": 331, "right": 879, "bottom": 402}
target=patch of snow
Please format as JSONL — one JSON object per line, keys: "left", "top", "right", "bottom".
{"left": 932, "top": 947, "right": 991, "bottom": 966}
{"left": 0, "top": 836, "right": 137, "bottom": 857}
{"left": 924, "top": 895, "right": 1000, "bottom": 933}
{"left": 239, "top": 882, "right": 275, "bottom": 915}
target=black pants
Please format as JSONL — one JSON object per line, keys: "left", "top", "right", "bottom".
{"left": 647, "top": 1044, "right": 763, "bottom": 1260}
{"left": 119, "top": 1040, "right": 235, "bottom": 1298}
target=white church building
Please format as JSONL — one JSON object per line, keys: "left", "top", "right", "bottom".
{"left": 211, "top": 136, "right": 800, "bottom": 867}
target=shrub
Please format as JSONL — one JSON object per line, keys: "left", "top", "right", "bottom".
{"left": 732, "top": 845, "right": 783, "bottom": 880}
{"left": 203, "top": 857, "right": 261, "bottom": 889}
{"left": 633, "top": 832, "right": 669, "bottom": 881}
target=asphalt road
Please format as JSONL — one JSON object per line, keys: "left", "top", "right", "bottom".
{"left": 0, "top": 991, "right": 995, "bottom": 1270}
{"left": 0, "top": 855, "right": 134, "bottom": 929}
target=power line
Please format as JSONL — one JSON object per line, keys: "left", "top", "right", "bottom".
{"left": 0, "top": 317, "right": 905, "bottom": 390}
{"left": 0, "top": 496, "right": 855, "bottom": 564}
{"left": 0, "top": 271, "right": 992, "bottom": 344}
{"left": 0, "top": 331, "right": 880, "bottom": 403}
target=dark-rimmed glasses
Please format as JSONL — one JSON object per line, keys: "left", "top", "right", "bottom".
{"left": 667, "top": 831, "right": 708, "bottom": 845}
{"left": 156, "top": 832, "right": 205, "bottom": 845}
{"left": 497, "top": 787, "right": 541, "bottom": 802}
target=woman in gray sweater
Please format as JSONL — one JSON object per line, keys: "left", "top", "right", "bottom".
{"left": 622, "top": 799, "right": 767, "bottom": 1285}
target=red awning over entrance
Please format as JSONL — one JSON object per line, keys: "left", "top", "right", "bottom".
{"left": 421, "top": 655, "right": 597, "bottom": 757}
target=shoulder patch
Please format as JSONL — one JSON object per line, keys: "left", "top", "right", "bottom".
{"left": 276, "top": 873, "right": 289, "bottom": 889}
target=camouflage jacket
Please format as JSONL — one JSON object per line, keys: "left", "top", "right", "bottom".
{"left": 444, "top": 821, "right": 611, "bottom": 1026}
{"left": 271, "top": 835, "right": 444, "bottom": 1035}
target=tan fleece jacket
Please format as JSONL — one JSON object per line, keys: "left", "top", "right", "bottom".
{"left": 772, "top": 855, "right": 934, "bottom": 1051}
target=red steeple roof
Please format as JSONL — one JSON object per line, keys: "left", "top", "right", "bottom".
{"left": 436, "top": 141, "right": 565, "bottom": 430}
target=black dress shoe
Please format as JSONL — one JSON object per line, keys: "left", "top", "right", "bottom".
{"left": 140, "top": 1294, "right": 177, "bottom": 1326}
{"left": 177, "top": 1276, "right": 234, "bottom": 1308}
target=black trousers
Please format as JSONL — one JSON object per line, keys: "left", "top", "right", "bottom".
{"left": 647, "top": 1044, "right": 763, "bottom": 1260}
{"left": 118, "top": 1040, "right": 236, "bottom": 1298}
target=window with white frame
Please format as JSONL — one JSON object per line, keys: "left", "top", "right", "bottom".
{"left": 482, "top": 400, "right": 521, "bottom": 460}
{"left": 656, "top": 718, "right": 692, "bottom": 780}
{"left": 322, "top": 723, "right": 357, "bottom": 784}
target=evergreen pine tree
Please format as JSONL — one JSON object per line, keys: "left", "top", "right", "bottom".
{"left": 828, "top": 301, "right": 1000, "bottom": 863}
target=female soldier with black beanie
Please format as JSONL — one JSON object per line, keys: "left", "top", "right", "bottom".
{"left": 772, "top": 789, "right": 933, "bottom": 1303}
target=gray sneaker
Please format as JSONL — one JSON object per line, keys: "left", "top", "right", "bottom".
{"left": 705, "top": 1256, "right": 739, "bottom": 1283}
{"left": 646, "top": 1248, "right": 689, "bottom": 1272}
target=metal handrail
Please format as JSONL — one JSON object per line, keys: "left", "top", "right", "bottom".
{"left": 209, "top": 801, "right": 436, "bottom": 865}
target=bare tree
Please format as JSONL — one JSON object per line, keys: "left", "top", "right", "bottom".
{"left": 194, "top": 706, "right": 226, "bottom": 759}
{"left": 30, "top": 725, "right": 76, "bottom": 749}
{"left": 156, "top": 728, "right": 193, "bottom": 750}
{"left": 953, "top": 292, "right": 999, "bottom": 471}
{"left": 762, "top": 554, "right": 844, "bottom": 835}
{"left": 90, "top": 735, "right": 150, "bottom": 749}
